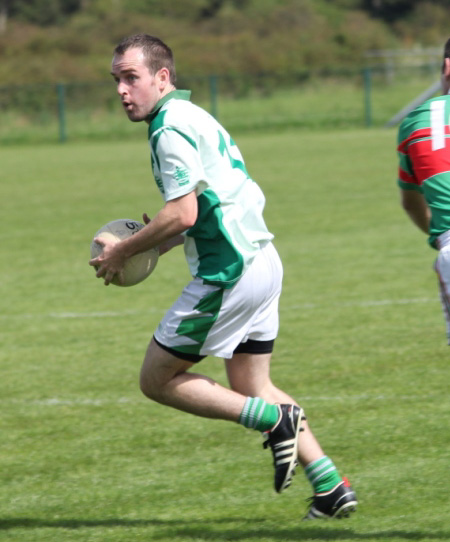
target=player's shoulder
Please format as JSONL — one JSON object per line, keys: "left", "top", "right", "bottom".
{"left": 405, "top": 95, "right": 449, "bottom": 123}
{"left": 398, "top": 95, "right": 449, "bottom": 142}
{"left": 162, "top": 95, "right": 203, "bottom": 122}
{"left": 157, "top": 96, "right": 219, "bottom": 142}
{"left": 148, "top": 97, "right": 194, "bottom": 143}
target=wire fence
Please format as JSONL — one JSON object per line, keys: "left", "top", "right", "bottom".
{"left": 0, "top": 63, "right": 442, "bottom": 145}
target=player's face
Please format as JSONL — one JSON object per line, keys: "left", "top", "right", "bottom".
{"left": 111, "top": 48, "right": 164, "bottom": 122}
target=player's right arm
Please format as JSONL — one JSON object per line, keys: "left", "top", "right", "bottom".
{"left": 399, "top": 188, "right": 431, "bottom": 234}
{"left": 121, "top": 191, "right": 197, "bottom": 256}
{"left": 92, "top": 191, "right": 197, "bottom": 285}
{"left": 142, "top": 212, "right": 184, "bottom": 255}
{"left": 397, "top": 114, "right": 431, "bottom": 235}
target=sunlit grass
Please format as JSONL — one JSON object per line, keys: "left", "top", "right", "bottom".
{"left": 1, "top": 128, "right": 448, "bottom": 541}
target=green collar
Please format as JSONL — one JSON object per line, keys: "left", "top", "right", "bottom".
{"left": 147, "top": 90, "right": 191, "bottom": 123}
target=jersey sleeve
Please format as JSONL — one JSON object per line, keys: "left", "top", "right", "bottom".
{"left": 151, "top": 127, "right": 205, "bottom": 202}
{"left": 397, "top": 122, "right": 423, "bottom": 193}
{"left": 397, "top": 153, "right": 422, "bottom": 191}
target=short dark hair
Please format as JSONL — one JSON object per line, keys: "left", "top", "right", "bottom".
{"left": 114, "top": 34, "right": 176, "bottom": 84}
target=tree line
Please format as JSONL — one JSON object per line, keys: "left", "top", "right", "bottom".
{"left": 1, "top": 0, "right": 449, "bottom": 28}
{"left": 0, "top": 0, "right": 448, "bottom": 85}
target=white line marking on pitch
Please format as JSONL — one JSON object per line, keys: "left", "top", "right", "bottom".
{"left": 2, "top": 397, "right": 136, "bottom": 406}
{"left": 1, "top": 393, "right": 445, "bottom": 408}
{"left": 287, "top": 297, "right": 437, "bottom": 310}
{"left": 0, "top": 297, "right": 438, "bottom": 320}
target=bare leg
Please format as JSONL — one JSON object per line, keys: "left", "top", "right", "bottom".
{"left": 140, "top": 338, "right": 246, "bottom": 421}
{"left": 225, "top": 352, "right": 325, "bottom": 467}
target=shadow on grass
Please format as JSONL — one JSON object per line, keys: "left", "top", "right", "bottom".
{"left": 0, "top": 518, "right": 448, "bottom": 541}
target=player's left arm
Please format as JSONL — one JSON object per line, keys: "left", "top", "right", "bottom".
{"left": 400, "top": 188, "right": 431, "bottom": 234}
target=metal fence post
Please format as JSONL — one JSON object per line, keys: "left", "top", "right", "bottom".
{"left": 363, "top": 68, "right": 372, "bottom": 127}
{"left": 57, "top": 83, "right": 67, "bottom": 143}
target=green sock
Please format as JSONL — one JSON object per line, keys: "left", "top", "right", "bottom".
{"left": 305, "top": 456, "right": 342, "bottom": 494}
{"left": 238, "top": 397, "right": 279, "bottom": 432}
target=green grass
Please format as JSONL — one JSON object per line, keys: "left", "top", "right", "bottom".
{"left": 1, "top": 128, "right": 448, "bottom": 541}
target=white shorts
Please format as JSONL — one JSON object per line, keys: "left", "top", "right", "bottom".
{"left": 154, "top": 242, "right": 283, "bottom": 360}
{"left": 435, "top": 234, "right": 450, "bottom": 344}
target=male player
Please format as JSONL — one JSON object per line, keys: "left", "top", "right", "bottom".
{"left": 89, "top": 33, "right": 357, "bottom": 519}
{"left": 398, "top": 38, "right": 450, "bottom": 343}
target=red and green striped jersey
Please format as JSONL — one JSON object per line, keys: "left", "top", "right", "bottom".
{"left": 397, "top": 94, "right": 450, "bottom": 248}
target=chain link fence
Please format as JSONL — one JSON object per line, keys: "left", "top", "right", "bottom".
{"left": 0, "top": 63, "right": 442, "bottom": 145}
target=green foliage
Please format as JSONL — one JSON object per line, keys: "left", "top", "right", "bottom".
{"left": 326, "top": 0, "right": 446, "bottom": 22}
{"left": 0, "top": 14, "right": 387, "bottom": 87}
{"left": 6, "top": 0, "right": 450, "bottom": 25}
{"left": 362, "top": 0, "right": 421, "bottom": 21}
{"left": 9, "top": 0, "right": 81, "bottom": 25}
{"left": 1, "top": 0, "right": 447, "bottom": 87}
{"left": 83, "top": 0, "right": 210, "bottom": 20}
{"left": 394, "top": 2, "right": 450, "bottom": 45}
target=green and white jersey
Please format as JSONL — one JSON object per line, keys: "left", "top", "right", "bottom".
{"left": 147, "top": 90, "right": 273, "bottom": 288}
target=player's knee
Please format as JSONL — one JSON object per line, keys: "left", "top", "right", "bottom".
{"left": 139, "top": 365, "right": 161, "bottom": 401}
{"left": 140, "top": 346, "right": 162, "bottom": 401}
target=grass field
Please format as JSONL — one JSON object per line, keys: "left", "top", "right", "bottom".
{"left": 1, "top": 127, "right": 448, "bottom": 542}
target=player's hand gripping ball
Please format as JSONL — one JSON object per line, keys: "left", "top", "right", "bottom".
{"left": 90, "top": 219, "right": 159, "bottom": 287}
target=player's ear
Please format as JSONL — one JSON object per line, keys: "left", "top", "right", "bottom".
{"left": 157, "top": 67, "right": 171, "bottom": 89}
{"left": 443, "top": 57, "right": 450, "bottom": 78}
{"left": 441, "top": 58, "right": 450, "bottom": 95}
